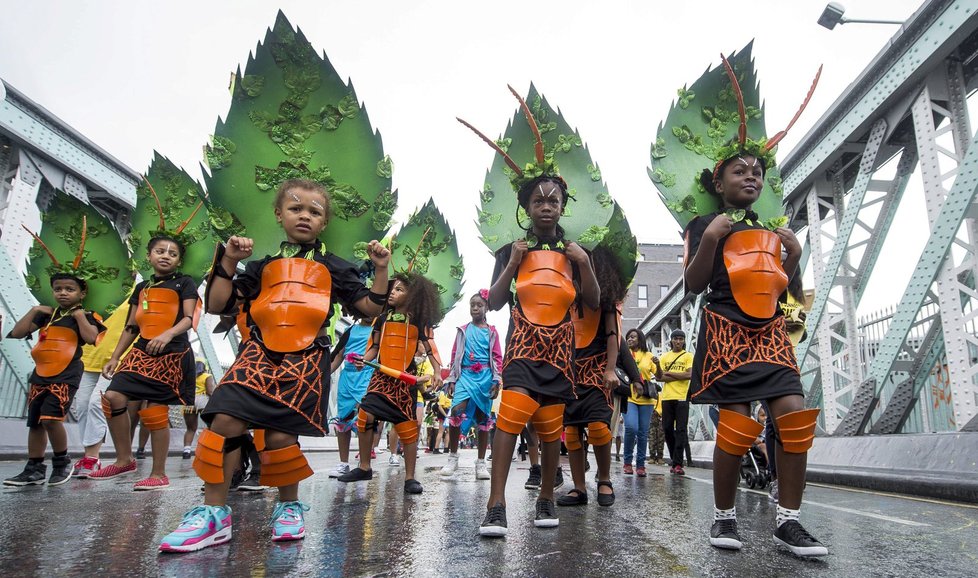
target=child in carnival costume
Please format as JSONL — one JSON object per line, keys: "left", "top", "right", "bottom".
{"left": 650, "top": 45, "right": 827, "bottom": 557}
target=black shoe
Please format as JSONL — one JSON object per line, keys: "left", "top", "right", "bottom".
{"left": 182, "top": 449, "right": 192, "bottom": 460}
{"left": 584, "top": 460, "right": 591, "bottom": 472}
{"left": 48, "top": 456, "right": 72, "bottom": 486}
{"left": 135, "top": 448, "right": 146, "bottom": 460}
{"left": 432, "top": 449, "right": 442, "bottom": 454}
{"left": 404, "top": 479, "right": 423, "bottom": 494}
{"left": 556, "top": 489, "right": 588, "bottom": 507}
{"left": 533, "top": 499, "right": 559, "bottom": 528}
{"left": 3, "top": 461, "right": 46, "bottom": 486}
{"left": 596, "top": 480, "right": 615, "bottom": 507}
{"left": 237, "top": 471, "right": 266, "bottom": 491}
{"left": 773, "top": 520, "right": 828, "bottom": 557}
{"left": 524, "top": 464, "right": 542, "bottom": 490}
{"left": 480, "top": 503, "right": 508, "bottom": 537}
{"left": 487, "top": 454, "right": 493, "bottom": 461}
{"left": 553, "top": 467, "right": 565, "bottom": 490}
{"left": 710, "top": 519, "right": 742, "bottom": 550}
{"left": 337, "top": 467, "right": 373, "bottom": 483}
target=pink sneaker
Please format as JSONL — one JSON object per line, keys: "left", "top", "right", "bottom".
{"left": 89, "top": 461, "right": 137, "bottom": 480}
{"left": 73, "top": 457, "right": 102, "bottom": 479}
{"left": 623, "top": 464, "right": 634, "bottom": 475}
{"left": 134, "top": 475, "right": 170, "bottom": 491}
{"left": 637, "top": 466, "right": 647, "bottom": 477}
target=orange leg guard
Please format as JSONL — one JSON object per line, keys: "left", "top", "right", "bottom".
{"left": 394, "top": 420, "right": 419, "bottom": 445}
{"left": 259, "top": 444, "right": 314, "bottom": 488}
{"left": 775, "top": 408, "right": 820, "bottom": 453}
{"left": 715, "top": 409, "right": 763, "bottom": 457}
{"left": 496, "top": 390, "right": 540, "bottom": 435}
{"left": 138, "top": 405, "right": 170, "bottom": 431}
{"left": 193, "top": 430, "right": 226, "bottom": 484}
{"left": 101, "top": 394, "right": 113, "bottom": 419}
{"left": 253, "top": 429, "right": 266, "bottom": 452}
{"left": 587, "top": 422, "right": 612, "bottom": 447}
{"left": 531, "top": 404, "right": 565, "bottom": 443}
{"left": 356, "top": 409, "right": 374, "bottom": 433}
{"left": 564, "top": 426, "right": 583, "bottom": 451}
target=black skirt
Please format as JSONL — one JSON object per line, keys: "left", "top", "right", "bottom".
{"left": 564, "top": 385, "right": 613, "bottom": 427}
{"left": 202, "top": 339, "right": 330, "bottom": 437}
{"left": 502, "top": 307, "right": 576, "bottom": 401}
{"left": 107, "top": 344, "right": 195, "bottom": 405}
{"left": 689, "top": 304, "right": 803, "bottom": 405}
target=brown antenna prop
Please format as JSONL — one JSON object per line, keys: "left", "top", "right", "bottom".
{"left": 72, "top": 215, "right": 87, "bottom": 270}
{"left": 406, "top": 226, "right": 432, "bottom": 273}
{"left": 764, "top": 65, "right": 823, "bottom": 151}
{"left": 507, "top": 85, "right": 545, "bottom": 164}
{"left": 141, "top": 175, "right": 167, "bottom": 231}
{"left": 21, "top": 224, "right": 61, "bottom": 268}
{"left": 457, "top": 117, "right": 523, "bottom": 175}
{"left": 720, "top": 54, "right": 748, "bottom": 148}
{"left": 174, "top": 200, "right": 204, "bottom": 235}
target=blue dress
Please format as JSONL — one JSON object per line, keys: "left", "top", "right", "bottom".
{"left": 333, "top": 323, "right": 375, "bottom": 431}
{"left": 452, "top": 324, "right": 495, "bottom": 433}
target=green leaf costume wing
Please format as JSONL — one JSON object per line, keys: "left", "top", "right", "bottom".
{"left": 597, "top": 202, "right": 638, "bottom": 288}
{"left": 477, "top": 84, "right": 615, "bottom": 252}
{"left": 134, "top": 152, "right": 216, "bottom": 284}
{"left": 203, "top": 11, "right": 395, "bottom": 261}
{"left": 389, "top": 199, "right": 464, "bottom": 317}
{"left": 25, "top": 192, "right": 132, "bottom": 317}
{"left": 649, "top": 42, "right": 784, "bottom": 229}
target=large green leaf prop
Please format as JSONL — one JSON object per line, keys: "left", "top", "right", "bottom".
{"left": 203, "top": 11, "right": 395, "bottom": 261}
{"left": 649, "top": 42, "right": 784, "bottom": 230}
{"left": 25, "top": 192, "right": 132, "bottom": 317}
{"left": 389, "top": 199, "right": 464, "bottom": 317}
{"left": 133, "top": 152, "right": 216, "bottom": 284}
{"left": 598, "top": 202, "right": 638, "bottom": 288}
{"left": 477, "top": 85, "right": 615, "bottom": 252}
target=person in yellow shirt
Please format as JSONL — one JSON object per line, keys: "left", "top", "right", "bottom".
{"left": 623, "top": 329, "right": 656, "bottom": 476}
{"left": 654, "top": 329, "right": 693, "bottom": 475}
{"left": 181, "top": 359, "right": 216, "bottom": 459}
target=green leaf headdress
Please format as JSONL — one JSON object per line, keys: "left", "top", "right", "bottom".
{"left": 650, "top": 43, "right": 821, "bottom": 230}
{"left": 24, "top": 192, "right": 132, "bottom": 316}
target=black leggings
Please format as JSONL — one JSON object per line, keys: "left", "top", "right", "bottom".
{"left": 661, "top": 400, "right": 689, "bottom": 467}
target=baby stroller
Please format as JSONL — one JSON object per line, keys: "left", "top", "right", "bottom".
{"left": 739, "top": 444, "right": 771, "bottom": 489}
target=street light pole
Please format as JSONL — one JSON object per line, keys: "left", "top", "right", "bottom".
{"left": 818, "top": 2, "right": 905, "bottom": 30}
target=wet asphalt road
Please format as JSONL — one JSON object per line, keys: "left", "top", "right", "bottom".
{"left": 0, "top": 450, "right": 975, "bottom": 577}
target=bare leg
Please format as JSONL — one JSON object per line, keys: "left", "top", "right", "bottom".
{"left": 202, "top": 414, "right": 249, "bottom": 507}
{"left": 713, "top": 403, "right": 750, "bottom": 509}
{"left": 104, "top": 391, "right": 135, "bottom": 466}
{"left": 147, "top": 403, "right": 169, "bottom": 478}
{"left": 43, "top": 420, "right": 69, "bottom": 453}
{"left": 593, "top": 440, "right": 613, "bottom": 495}
{"left": 567, "top": 430, "right": 586, "bottom": 493}
{"left": 477, "top": 429, "right": 489, "bottom": 460}
{"left": 403, "top": 441, "right": 419, "bottom": 480}
{"left": 183, "top": 413, "right": 198, "bottom": 448}
{"left": 337, "top": 430, "right": 352, "bottom": 464}
{"left": 27, "top": 426, "right": 47, "bottom": 459}
{"left": 539, "top": 438, "right": 560, "bottom": 501}
{"left": 526, "top": 425, "right": 540, "bottom": 466}
{"left": 357, "top": 411, "right": 377, "bottom": 471}
{"left": 487, "top": 429, "right": 518, "bottom": 507}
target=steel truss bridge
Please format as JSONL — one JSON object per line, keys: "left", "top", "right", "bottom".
{"left": 640, "top": 0, "right": 978, "bottom": 439}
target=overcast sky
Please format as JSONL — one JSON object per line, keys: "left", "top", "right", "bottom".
{"left": 1, "top": 0, "right": 926, "bottom": 352}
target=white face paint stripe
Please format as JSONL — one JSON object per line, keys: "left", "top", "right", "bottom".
{"left": 311, "top": 200, "right": 324, "bottom": 210}
{"left": 536, "top": 183, "right": 558, "bottom": 199}
{"left": 290, "top": 192, "right": 301, "bottom": 202}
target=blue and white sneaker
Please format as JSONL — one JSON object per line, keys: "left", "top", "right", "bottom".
{"left": 159, "top": 505, "right": 232, "bottom": 553}
{"left": 271, "top": 501, "right": 309, "bottom": 542}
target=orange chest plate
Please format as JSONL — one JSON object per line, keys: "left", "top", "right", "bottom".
{"left": 134, "top": 288, "right": 181, "bottom": 340}
{"left": 379, "top": 320, "right": 419, "bottom": 373}
{"left": 516, "top": 251, "right": 576, "bottom": 326}
{"left": 572, "top": 305, "right": 600, "bottom": 349}
{"left": 722, "top": 229, "right": 788, "bottom": 319}
{"left": 31, "top": 326, "right": 78, "bottom": 378}
{"left": 250, "top": 258, "right": 332, "bottom": 353}
{"left": 236, "top": 310, "right": 252, "bottom": 344}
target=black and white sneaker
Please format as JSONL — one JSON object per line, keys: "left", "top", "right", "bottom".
{"left": 553, "top": 467, "right": 565, "bottom": 490}
{"left": 48, "top": 456, "right": 72, "bottom": 486}
{"left": 710, "top": 519, "right": 742, "bottom": 550}
{"left": 773, "top": 520, "right": 828, "bottom": 557}
{"left": 237, "top": 471, "right": 265, "bottom": 491}
{"left": 524, "top": 464, "right": 542, "bottom": 490}
{"left": 480, "top": 504, "right": 508, "bottom": 537}
{"left": 3, "top": 462, "right": 46, "bottom": 486}
{"left": 534, "top": 499, "right": 559, "bottom": 528}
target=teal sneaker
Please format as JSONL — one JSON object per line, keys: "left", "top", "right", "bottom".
{"left": 270, "top": 501, "right": 309, "bottom": 542}
{"left": 158, "top": 505, "right": 232, "bottom": 553}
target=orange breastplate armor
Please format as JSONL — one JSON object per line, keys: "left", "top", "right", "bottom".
{"left": 572, "top": 305, "right": 600, "bottom": 349}
{"left": 31, "top": 326, "right": 78, "bottom": 378}
{"left": 722, "top": 229, "right": 788, "bottom": 319}
{"left": 135, "top": 288, "right": 181, "bottom": 340}
{"left": 379, "top": 320, "right": 418, "bottom": 373}
{"left": 250, "top": 258, "right": 332, "bottom": 353}
{"left": 516, "top": 251, "right": 576, "bottom": 326}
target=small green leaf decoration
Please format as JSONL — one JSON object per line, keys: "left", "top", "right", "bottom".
{"left": 135, "top": 152, "right": 217, "bottom": 284}
{"left": 726, "top": 208, "right": 746, "bottom": 223}
{"left": 597, "top": 202, "right": 638, "bottom": 287}
{"left": 764, "top": 215, "right": 789, "bottom": 230}
{"left": 650, "top": 42, "right": 784, "bottom": 229}
{"left": 26, "top": 192, "right": 131, "bottom": 317}
{"left": 390, "top": 199, "right": 463, "bottom": 316}
{"left": 578, "top": 225, "right": 610, "bottom": 245}
{"left": 478, "top": 84, "right": 615, "bottom": 251}
{"left": 203, "top": 11, "right": 395, "bottom": 261}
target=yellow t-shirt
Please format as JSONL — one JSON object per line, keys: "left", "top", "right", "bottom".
{"left": 80, "top": 302, "right": 131, "bottom": 372}
{"left": 195, "top": 372, "right": 212, "bottom": 397}
{"left": 629, "top": 350, "right": 657, "bottom": 405}
{"left": 658, "top": 350, "right": 693, "bottom": 401}
{"left": 438, "top": 392, "right": 452, "bottom": 411}
{"left": 416, "top": 358, "right": 434, "bottom": 402}
{"left": 780, "top": 294, "right": 807, "bottom": 346}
